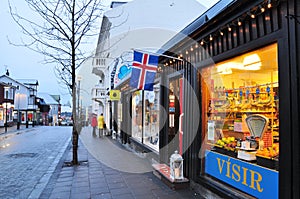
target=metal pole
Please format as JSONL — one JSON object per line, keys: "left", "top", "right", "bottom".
{"left": 5, "top": 102, "right": 7, "bottom": 132}
{"left": 17, "top": 94, "right": 20, "bottom": 130}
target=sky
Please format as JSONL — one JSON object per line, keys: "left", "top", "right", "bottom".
{"left": 0, "top": 0, "right": 219, "bottom": 105}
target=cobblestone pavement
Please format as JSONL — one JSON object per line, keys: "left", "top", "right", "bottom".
{"left": 0, "top": 126, "right": 71, "bottom": 199}
{"left": 0, "top": 126, "right": 222, "bottom": 199}
{"left": 40, "top": 127, "right": 222, "bottom": 199}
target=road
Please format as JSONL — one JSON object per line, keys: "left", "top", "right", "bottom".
{"left": 0, "top": 126, "right": 72, "bottom": 199}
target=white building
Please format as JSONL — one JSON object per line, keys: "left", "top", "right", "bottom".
{"left": 0, "top": 75, "right": 38, "bottom": 126}
{"left": 89, "top": 0, "right": 208, "bottom": 130}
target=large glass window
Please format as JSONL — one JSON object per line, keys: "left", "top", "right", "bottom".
{"left": 132, "top": 91, "right": 143, "bottom": 142}
{"left": 131, "top": 84, "right": 160, "bottom": 152}
{"left": 200, "top": 44, "right": 279, "bottom": 199}
{"left": 143, "top": 85, "right": 160, "bottom": 151}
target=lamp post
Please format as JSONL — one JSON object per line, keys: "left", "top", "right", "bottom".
{"left": 5, "top": 102, "right": 8, "bottom": 132}
{"left": 16, "top": 93, "right": 20, "bottom": 130}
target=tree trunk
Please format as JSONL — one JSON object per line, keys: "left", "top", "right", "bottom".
{"left": 72, "top": 128, "right": 78, "bottom": 165}
{"left": 71, "top": 0, "right": 78, "bottom": 166}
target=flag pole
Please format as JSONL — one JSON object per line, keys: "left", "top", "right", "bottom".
{"left": 132, "top": 48, "right": 183, "bottom": 61}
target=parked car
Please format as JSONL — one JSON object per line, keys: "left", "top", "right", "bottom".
{"left": 61, "top": 119, "right": 73, "bottom": 126}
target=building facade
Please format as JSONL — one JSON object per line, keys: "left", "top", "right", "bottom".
{"left": 106, "top": 0, "right": 300, "bottom": 198}
{"left": 0, "top": 75, "right": 39, "bottom": 126}
{"left": 156, "top": 0, "right": 299, "bottom": 198}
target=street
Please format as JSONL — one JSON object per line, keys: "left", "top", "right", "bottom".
{"left": 0, "top": 126, "right": 71, "bottom": 199}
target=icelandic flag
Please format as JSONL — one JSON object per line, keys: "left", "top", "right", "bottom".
{"left": 129, "top": 51, "right": 159, "bottom": 91}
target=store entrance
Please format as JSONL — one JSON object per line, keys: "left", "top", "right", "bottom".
{"left": 168, "top": 78, "right": 183, "bottom": 156}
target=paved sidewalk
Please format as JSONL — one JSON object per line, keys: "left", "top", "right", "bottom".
{"left": 40, "top": 127, "right": 210, "bottom": 199}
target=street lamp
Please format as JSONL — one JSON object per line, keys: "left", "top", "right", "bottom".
{"left": 5, "top": 102, "right": 8, "bottom": 132}
{"left": 4, "top": 102, "right": 11, "bottom": 133}
{"left": 16, "top": 93, "right": 20, "bottom": 130}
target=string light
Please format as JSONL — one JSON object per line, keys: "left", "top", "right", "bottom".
{"left": 267, "top": 0, "right": 272, "bottom": 8}
{"left": 188, "top": 0, "right": 275, "bottom": 52}
{"left": 228, "top": 24, "right": 232, "bottom": 31}
{"left": 186, "top": 50, "right": 189, "bottom": 55}
{"left": 219, "top": 30, "right": 224, "bottom": 36}
{"left": 238, "top": 19, "right": 242, "bottom": 26}
{"left": 249, "top": 12, "right": 255, "bottom": 19}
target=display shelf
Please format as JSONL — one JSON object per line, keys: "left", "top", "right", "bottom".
{"left": 256, "top": 154, "right": 279, "bottom": 170}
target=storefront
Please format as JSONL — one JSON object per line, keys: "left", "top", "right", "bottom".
{"left": 200, "top": 43, "right": 279, "bottom": 199}
{"left": 159, "top": 0, "right": 300, "bottom": 198}
{"left": 113, "top": 78, "right": 161, "bottom": 158}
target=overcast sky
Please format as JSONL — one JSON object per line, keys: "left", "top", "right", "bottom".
{"left": 0, "top": 0, "right": 219, "bottom": 105}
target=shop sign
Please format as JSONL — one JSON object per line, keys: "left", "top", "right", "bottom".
{"left": 205, "top": 150, "right": 278, "bottom": 199}
{"left": 110, "top": 90, "right": 121, "bottom": 101}
{"left": 110, "top": 58, "right": 119, "bottom": 89}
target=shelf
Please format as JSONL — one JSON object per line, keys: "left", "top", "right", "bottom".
{"left": 210, "top": 110, "right": 277, "bottom": 114}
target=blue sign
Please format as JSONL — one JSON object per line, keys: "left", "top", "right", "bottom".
{"left": 169, "top": 107, "right": 175, "bottom": 113}
{"left": 205, "top": 150, "right": 278, "bottom": 199}
{"left": 117, "top": 64, "right": 132, "bottom": 80}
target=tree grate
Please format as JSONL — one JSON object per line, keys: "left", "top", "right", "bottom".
{"left": 62, "top": 160, "right": 88, "bottom": 167}
{"left": 8, "top": 153, "right": 37, "bottom": 158}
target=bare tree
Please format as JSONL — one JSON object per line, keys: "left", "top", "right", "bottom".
{"left": 9, "top": 0, "right": 104, "bottom": 165}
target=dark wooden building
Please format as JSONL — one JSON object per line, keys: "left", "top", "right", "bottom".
{"left": 158, "top": 0, "right": 300, "bottom": 198}
{"left": 113, "top": 0, "right": 299, "bottom": 198}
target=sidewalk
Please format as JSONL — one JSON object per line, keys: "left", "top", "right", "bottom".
{"left": 40, "top": 127, "right": 215, "bottom": 199}
{"left": 0, "top": 124, "right": 35, "bottom": 142}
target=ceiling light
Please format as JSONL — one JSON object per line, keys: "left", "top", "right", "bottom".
{"left": 243, "top": 53, "right": 262, "bottom": 70}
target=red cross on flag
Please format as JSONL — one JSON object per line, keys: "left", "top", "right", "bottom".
{"left": 129, "top": 51, "right": 159, "bottom": 91}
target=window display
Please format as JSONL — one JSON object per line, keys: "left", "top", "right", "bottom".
{"left": 200, "top": 43, "right": 279, "bottom": 199}
{"left": 143, "top": 87, "right": 160, "bottom": 151}
{"left": 131, "top": 85, "right": 160, "bottom": 152}
{"left": 132, "top": 91, "right": 143, "bottom": 142}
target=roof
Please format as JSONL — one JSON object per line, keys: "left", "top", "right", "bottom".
{"left": 38, "top": 93, "right": 60, "bottom": 105}
{"left": 50, "top": 95, "right": 61, "bottom": 103}
{"left": 0, "top": 75, "right": 30, "bottom": 89}
{"left": 17, "top": 79, "right": 39, "bottom": 86}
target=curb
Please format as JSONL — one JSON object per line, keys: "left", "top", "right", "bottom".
{"left": 28, "top": 137, "right": 71, "bottom": 198}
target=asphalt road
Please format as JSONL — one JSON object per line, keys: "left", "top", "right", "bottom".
{"left": 0, "top": 126, "right": 72, "bottom": 199}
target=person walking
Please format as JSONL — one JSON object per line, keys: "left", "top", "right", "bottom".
{"left": 97, "top": 113, "right": 105, "bottom": 138}
{"left": 91, "top": 114, "right": 98, "bottom": 137}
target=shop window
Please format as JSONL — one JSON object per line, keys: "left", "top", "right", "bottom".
{"left": 143, "top": 86, "right": 160, "bottom": 151}
{"left": 131, "top": 84, "right": 160, "bottom": 152}
{"left": 200, "top": 43, "right": 279, "bottom": 199}
{"left": 132, "top": 91, "right": 143, "bottom": 142}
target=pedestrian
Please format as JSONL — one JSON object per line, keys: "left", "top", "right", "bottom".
{"left": 91, "top": 114, "right": 97, "bottom": 137}
{"left": 97, "top": 113, "right": 105, "bottom": 138}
